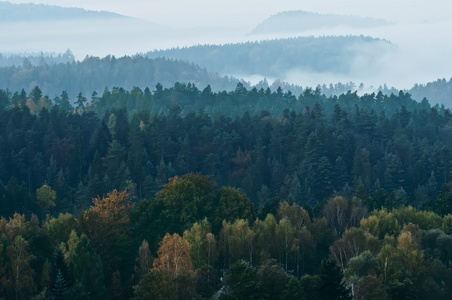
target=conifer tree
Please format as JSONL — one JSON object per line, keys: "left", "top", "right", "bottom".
{"left": 69, "top": 234, "right": 107, "bottom": 299}
{"left": 52, "top": 269, "right": 67, "bottom": 300}
{"left": 436, "top": 184, "right": 452, "bottom": 216}
{"left": 319, "top": 259, "right": 351, "bottom": 300}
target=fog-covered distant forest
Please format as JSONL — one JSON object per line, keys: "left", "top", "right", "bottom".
{"left": 145, "top": 36, "right": 393, "bottom": 79}
{"left": 249, "top": 10, "right": 390, "bottom": 35}
{"left": 410, "top": 79, "right": 452, "bottom": 106}
{"left": 0, "top": 55, "right": 243, "bottom": 99}
{"left": 0, "top": 50, "right": 75, "bottom": 67}
{"left": 0, "top": 1, "right": 129, "bottom": 21}
{"left": 1, "top": 49, "right": 451, "bottom": 106}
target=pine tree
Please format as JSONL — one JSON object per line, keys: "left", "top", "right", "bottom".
{"left": 75, "top": 92, "right": 87, "bottom": 113}
{"left": 30, "top": 85, "right": 42, "bottom": 103}
{"left": 55, "top": 90, "right": 72, "bottom": 111}
{"left": 52, "top": 269, "right": 67, "bottom": 300}
{"left": 51, "top": 248, "right": 72, "bottom": 298}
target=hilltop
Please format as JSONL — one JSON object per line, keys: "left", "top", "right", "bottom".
{"left": 249, "top": 10, "right": 390, "bottom": 35}
{"left": 0, "top": 1, "right": 130, "bottom": 22}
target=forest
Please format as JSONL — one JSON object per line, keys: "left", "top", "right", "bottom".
{"left": 0, "top": 55, "right": 241, "bottom": 99}
{"left": 2, "top": 50, "right": 450, "bottom": 109}
{"left": 2, "top": 83, "right": 452, "bottom": 299}
{"left": 144, "top": 36, "right": 393, "bottom": 79}
{"left": 0, "top": 50, "right": 75, "bottom": 68}
{"left": 410, "top": 78, "right": 452, "bottom": 107}
{"left": 249, "top": 10, "right": 390, "bottom": 35}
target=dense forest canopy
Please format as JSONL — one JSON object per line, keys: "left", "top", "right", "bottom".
{"left": 0, "top": 83, "right": 450, "bottom": 215}
{"left": 2, "top": 82, "right": 452, "bottom": 299}
{"left": 2, "top": 0, "right": 452, "bottom": 298}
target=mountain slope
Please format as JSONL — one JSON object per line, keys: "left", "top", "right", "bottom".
{"left": 0, "top": 1, "right": 129, "bottom": 22}
{"left": 409, "top": 78, "right": 452, "bottom": 104}
{"left": 0, "top": 55, "right": 242, "bottom": 99}
{"left": 145, "top": 36, "right": 394, "bottom": 79}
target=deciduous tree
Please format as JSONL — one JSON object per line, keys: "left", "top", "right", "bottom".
{"left": 6, "top": 235, "right": 36, "bottom": 300}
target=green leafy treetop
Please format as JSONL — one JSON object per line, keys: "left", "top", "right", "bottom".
{"left": 36, "top": 184, "right": 56, "bottom": 217}
{"left": 157, "top": 173, "right": 217, "bottom": 234}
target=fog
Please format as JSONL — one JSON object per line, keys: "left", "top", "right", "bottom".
{"left": 2, "top": 0, "right": 452, "bottom": 90}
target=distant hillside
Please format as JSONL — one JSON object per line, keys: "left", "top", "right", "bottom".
{"left": 409, "top": 78, "right": 452, "bottom": 105}
{"left": 0, "top": 55, "right": 242, "bottom": 100}
{"left": 0, "top": 2, "right": 168, "bottom": 58}
{"left": 250, "top": 10, "right": 390, "bottom": 35}
{"left": 145, "top": 36, "right": 394, "bottom": 79}
{"left": 0, "top": 50, "right": 76, "bottom": 67}
{"left": 0, "top": 1, "right": 129, "bottom": 22}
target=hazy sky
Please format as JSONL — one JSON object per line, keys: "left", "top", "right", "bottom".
{"left": 6, "top": 0, "right": 452, "bottom": 27}
{"left": 3, "top": 0, "right": 452, "bottom": 89}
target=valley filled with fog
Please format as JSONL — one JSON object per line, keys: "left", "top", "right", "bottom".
{"left": 1, "top": 0, "right": 452, "bottom": 96}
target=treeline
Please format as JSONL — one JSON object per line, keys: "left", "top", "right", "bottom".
{"left": 0, "top": 50, "right": 75, "bottom": 68}
{"left": 2, "top": 176, "right": 452, "bottom": 299}
{"left": 145, "top": 36, "right": 393, "bottom": 79}
{"left": 0, "top": 56, "right": 241, "bottom": 100}
{"left": 2, "top": 49, "right": 451, "bottom": 109}
{"left": 410, "top": 78, "right": 452, "bottom": 105}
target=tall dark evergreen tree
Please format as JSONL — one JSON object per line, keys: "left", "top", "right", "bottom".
{"left": 52, "top": 269, "right": 67, "bottom": 300}
{"left": 436, "top": 184, "right": 452, "bottom": 216}
{"left": 75, "top": 92, "right": 87, "bottom": 112}
{"left": 318, "top": 259, "right": 351, "bottom": 300}
{"left": 30, "top": 86, "right": 42, "bottom": 103}
{"left": 69, "top": 234, "right": 107, "bottom": 299}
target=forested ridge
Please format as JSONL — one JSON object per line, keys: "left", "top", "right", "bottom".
{"left": 1, "top": 83, "right": 452, "bottom": 299}
{"left": 2, "top": 49, "right": 452, "bottom": 108}
{"left": 144, "top": 36, "right": 393, "bottom": 79}
{"left": 0, "top": 1, "right": 129, "bottom": 22}
{"left": 0, "top": 50, "right": 75, "bottom": 68}
{"left": 249, "top": 10, "right": 390, "bottom": 35}
{"left": 0, "top": 55, "right": 241, "bottom": 100}
{"left": 410, "top": 78, "right": 452, "bottom": 106}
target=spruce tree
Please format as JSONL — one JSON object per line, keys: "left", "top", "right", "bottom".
{"left": 68, "top": 234, "right": 107, "bottom": 299}
{"left": 52, "top": 269, "right": 67, "bottom": 300}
